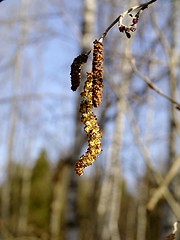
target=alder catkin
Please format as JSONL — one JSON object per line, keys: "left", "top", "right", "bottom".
{"left": 73, "top": 41, "right": 104, "bottom": 175}
{"left": 70, "top": 53, "right": 88, "bottom": 91}
{"left": 75, "top": 73, "right": 102, "bottom": 176}
{"left": 92, "top": 40, "right": 104, "bottom": 107}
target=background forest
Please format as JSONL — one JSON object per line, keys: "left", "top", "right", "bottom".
{"left": 0, "top": 0, "right": 179, "bottom": 240}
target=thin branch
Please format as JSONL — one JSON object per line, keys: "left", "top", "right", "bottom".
{"left": 172, "top": 221, "right": 180, "bottom": 234}
{"left": 127, "top": 102, "right": 180, "bottom": 218}
{"left": 166, "top": 221, "right": 180, "bottom": 240}
{"left": 87, "top": 0, "right": 157, "bottom": 55}
{"left": 101, "top": 0, "right": 157, "bottom": 41}
{"left": 147, "top": 157, "right": 180, "bottom": 211}
{"left": 129, "top": 57, "right": 180, "bottom": 109}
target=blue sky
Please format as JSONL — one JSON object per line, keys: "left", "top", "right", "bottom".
{"left": 0, "top": 1, "right": 82, "bottom": 179}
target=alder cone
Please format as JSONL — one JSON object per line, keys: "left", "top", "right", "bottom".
{"left": 92, "top": 40, "right": 104, "bottom": 107}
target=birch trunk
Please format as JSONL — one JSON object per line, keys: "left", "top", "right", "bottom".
{"left": 164, "top": 0, "right": 180, "bottom": 238}
{"left": 50, "top": 161, "right": 71, "bottom": 240}
{"left": 98, "top": 38, "right": 132, "bottom": 240}
{"left": 65, "top": 1, "right": 96, "bottom": 238}
{"left": 15, "top": 0, "right": 33, "bottom": 235}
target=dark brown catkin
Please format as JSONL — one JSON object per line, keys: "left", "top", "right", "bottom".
{"left": 92, "top": 40, "right": 104, "bottom": 107}
{"left": 70, "top": 53, "right": 88, "bottom": 91}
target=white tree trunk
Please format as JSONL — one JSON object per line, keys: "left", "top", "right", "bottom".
{"left": 65, "top": 0, "right": 97, "bottom": 239}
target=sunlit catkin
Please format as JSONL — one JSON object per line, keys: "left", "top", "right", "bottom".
{"left": 92, "top": 40, "right": 104, "bottom": 107}
{"left": 75, "top": 72, "right": 102, "bottom": 176}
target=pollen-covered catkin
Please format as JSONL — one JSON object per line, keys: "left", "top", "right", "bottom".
{"left": 72, "top": 41, "right": 104, "bottom": 175}
{"left": 92, "top": 40, "right": 104, "bottom": 107}
{"left": 75, "top": 73, "right": 102, "bottom": 176}
{"left": 70, "top": 54, "right": 88, "bottom": 91}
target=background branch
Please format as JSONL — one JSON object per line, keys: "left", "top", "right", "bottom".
{"left": 129, "top": 57, "right": 180, "bottom": 108}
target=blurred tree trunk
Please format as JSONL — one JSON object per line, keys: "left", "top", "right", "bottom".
{"left": 50, "top": 0, "right": 97, "bottom": 239}
{"left": 65, "top": 1, "right": 96, "bottom": 239}
{"left": 164, "top": 0, "right": 180, "bottom": 238}
{"left": 97, "top": 82, "right": 127, "bottom": 240}
{"left": 136, "top": 185, "right": 148, "bottom": 240}
{"left": 169, "top": 0, "right": 180, "bottom": 196}
{"left": 15, "top": 0, "right": 33, "bottom": 235}
{"left": 17, "top": 168, "right": 32, "bottom": 235}
{"left": 97, "top": 38, "right": 132, "bottom": 240}
{"left": 1, "top": 101, "right": 18, "bottom": 230}
{"left": 50, "top": 160, "right": 71, "bottom": 240}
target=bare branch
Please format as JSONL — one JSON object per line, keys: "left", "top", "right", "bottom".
{"left": 129, "top": 57, "right": 180, "bottom": 109}
{"left": 147, "top": 157, "right": 180, "bottom": 211}
{"left": 101, "top": 0, "right": 157, "bottom": 41}
{"left": 127, "top": 102, "right": 180, "bottom": 218}
{"left": 172, "top": 221, "right": 180, "bottom": 234}
{"left": 86, "top": 0, "right": 157, "bottom": 54}
{"left": 166, "top": 221, "right": 180, "bottom": 240}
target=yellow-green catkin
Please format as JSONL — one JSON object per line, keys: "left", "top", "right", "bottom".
{"left": 75, "top": 40, "right": 104, "bottom": 176}
{"left": 75, "top": 72, "right": 102, "bottom": 176}
{"left": 92, "top": 40, "right": 104, "bottom": 107}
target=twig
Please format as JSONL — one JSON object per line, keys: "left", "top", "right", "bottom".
{"left": 172, "top": 221, "right": 180, "bottom": 234}
{"left": 127, "top": 101, "right": 180, "bottom": 218}
{"left": 87, "top": 0, "right": 157, "bottom": 55}
{"left": 166, "top": 221, "right": 180, "bottom": 240}
{"left": 129, "top": 57, "right": 180, "bottom": 109}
